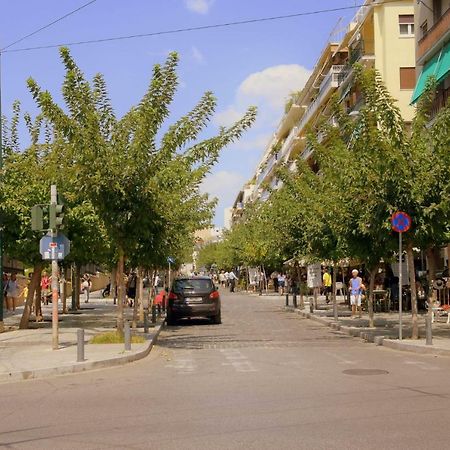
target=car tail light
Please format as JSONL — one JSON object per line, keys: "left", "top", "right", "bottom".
{"left": 209, "top": 290, "right": 220, "bottom": 300}
{"left": 168, "top": 292, "right": 178, "bottom": 300}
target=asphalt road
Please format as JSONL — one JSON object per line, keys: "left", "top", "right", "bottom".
{"left": 3, "top": 289, "right": 450, "bottom": 449}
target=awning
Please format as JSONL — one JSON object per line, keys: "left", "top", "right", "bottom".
{"left": 412, "top": 40, "right": 450, "bottom": 104}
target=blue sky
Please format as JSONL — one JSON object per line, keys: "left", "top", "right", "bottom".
{"left": 1, "top": 0, "right": 361, "bottom": 227}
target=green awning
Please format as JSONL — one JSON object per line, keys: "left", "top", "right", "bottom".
{"left": 412, "top": 40, "right": 450, "bottom": 104}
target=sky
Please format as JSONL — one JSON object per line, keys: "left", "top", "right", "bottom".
{"left": 1, "top": 0, "right": 362, "bottom": 227}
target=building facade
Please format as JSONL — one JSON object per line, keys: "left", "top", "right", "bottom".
{"left": 412, "top": 0, "right": 450, "bottom": 118}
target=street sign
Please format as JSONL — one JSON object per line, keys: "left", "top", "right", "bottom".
{"left": 307, "top": 264, "right": 322, "bottom": 288}
{"left": 167, "top": 256, "right": 175, "bottom": 264}
{"left": 391, "top": 211, "right": 411, "bottom": 233}
{"left": 40, "top": 232, "right": 71, "bottom": 260}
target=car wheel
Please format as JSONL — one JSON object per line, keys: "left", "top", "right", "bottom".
{"left": 212, "top": 310, "right": 222, "bottom": 325}
{"left": 166, "top": 310, "right": 177, "bottom": 326}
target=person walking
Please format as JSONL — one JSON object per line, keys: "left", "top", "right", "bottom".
{"left": 219, "top": 271, "right": 226, "bottom": 287}
{"left": 126, "top": 272, "right": 137, "bottom": 307}
{"left": 323, "top": 268, "right": 332, "bottom": 304}
{"left": 228, "top": 270, "right": 238, "bottom": 293}
{"left": 82, "top": 274, "right": 92, "bottom": 303}
{"left": 41, "top": 271, "right": 51, "bottom": 305}
{"left": 349, "top": 269, "right": 364, "bottom": 318}
{"left": 278, "top": 273, "right": 286, "bottom": 296}
{"left": 5, "top": 273, "right": 19, "bottom": 312}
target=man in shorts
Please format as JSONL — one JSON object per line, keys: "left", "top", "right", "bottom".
{"left": 349, "top": 269, "right": 364, "bottom": 318}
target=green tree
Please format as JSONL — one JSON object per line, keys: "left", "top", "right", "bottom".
{"left": 28, "top": 48, "right": 256, "bottom": 329}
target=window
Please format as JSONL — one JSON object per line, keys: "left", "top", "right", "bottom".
{"left": 433, "top": 0, "right": 442, "bottom": 24}
{"left": 399, "top": 15, "right": 414, "bottom": 36}
{"left": 420, "top": 20, "right": 428, "bottom": 38}
{"left": 400, "top": 67, "right": 416, "bottom": 90}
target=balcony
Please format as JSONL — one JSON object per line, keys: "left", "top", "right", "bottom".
{"left": 418, "top": 7, "right": 450, "bottom": 63}
{"left": 296, "top": 65, "right": 349, "bottom": 134}
{"left": 279, "top": 126, "right": 299, "bottom": 161}
{"left": 256, "top": 154, "right": 277, "bottom": 187}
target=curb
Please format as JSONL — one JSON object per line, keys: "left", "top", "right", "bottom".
{"left": 284, "top": 306, "right": 450, "bottom": 356}
{"left": 0, "top": 321, "right": 166, "bottom": 384}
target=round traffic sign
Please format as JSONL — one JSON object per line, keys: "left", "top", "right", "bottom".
{"left": 391, "top": 211, "right": 411, "bottom": 233}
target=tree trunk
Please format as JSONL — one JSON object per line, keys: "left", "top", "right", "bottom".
{"left": 407, "top": 243, "right": 418, "bottom": 339}
{"left": 61, "top": 267, "right": 68, "bottom": 314}
{"left": 138, "top": 267, "right": 144, "bottom": 323}
{"left": 19, "top": 263, "right": 43, "bottom": 329}
{"left": 110, "top": 267, "right": 117, "bottom": 303}
{"left": 132, "top": 268, "right": 143, "bottom": 330}
{"left": 368, "top": 265, "right": 378, "bottom": 328}
{"left": 116, "top": 249, "right": 125, "bottom": 332}
{"left": 426, "top": 247, "right": 438, "bottom": 330}
{"left": 332, "top": 264, "right": 338, "bottom": 321}
{"left": 73, "top": 263, "right": 81, "bottom": 310}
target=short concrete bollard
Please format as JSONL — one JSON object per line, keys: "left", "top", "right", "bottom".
{"left": 124, "top": 321, "right": 131, "bottom": 351}
{"left": 77, "top": 328, "right": 85, "bottom": 362}
{"left": 425, "top": 314, "right": 433, "bottom": 345}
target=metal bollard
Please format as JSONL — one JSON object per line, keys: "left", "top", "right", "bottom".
{"left": 77, "top": 328, "right": 85, "bottom": 362}
{"left": 152, "top": 304, "right": 157, "bottom": 323}
{"left": 425, "top": 314, "right": 433, "bottom": 345}
{"left": 144, "top": 309, "right": 149, "bottom": 333}
{"left": 285, "top": 293, "right": 289, "bottom": 307}
{"left": 124, "top": 321, "right": 131, "bottom": 351}
{"left": 293, "top": 292, "right": 297, "bottom": 308}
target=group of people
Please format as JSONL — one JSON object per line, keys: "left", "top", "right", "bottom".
{"left": 218, "top": 270, "right": 238, "bottom": 292}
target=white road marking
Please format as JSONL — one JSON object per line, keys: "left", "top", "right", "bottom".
{"left": 165, "top": 351, "right": 196, "bottom": 373}
{"left": 403, "top": 360, "right": 440, "bottom": 371}
{"left": 324, "top": 351, "right": 358, "bottom": 365}
{"left": 220, "top": 349, "right": 257, "bottom": 373}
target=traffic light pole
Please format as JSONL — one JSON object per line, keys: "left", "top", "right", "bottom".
{"left": 51, "top": 185, "right": 59, "bottom": 349}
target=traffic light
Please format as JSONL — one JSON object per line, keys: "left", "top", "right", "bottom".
{"left": 31, "top": 205, "right": 44, "bottom": 231}
{"left": 49, "top": 203, "right": 65, "bottom": 230}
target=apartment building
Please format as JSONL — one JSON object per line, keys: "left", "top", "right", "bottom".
{"left": 230, "top": 0, "right": 416, "bottom": 226}
{"left": 412, "top": 0, "right": 450, "bottom": 118}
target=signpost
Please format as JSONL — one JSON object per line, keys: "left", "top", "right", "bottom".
{"left": 391, "top": 211, "right": 412, "bottom": 340}
{"left": 33, "top": 185, "right": 70, "bottom": 349}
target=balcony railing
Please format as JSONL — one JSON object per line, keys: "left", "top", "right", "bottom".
{"left": 296, "top": 65, "right": 349, "bottom": 134}
{"left": 279, "top": 126, "right": 298, "bottom": 160}
{"left": 418, "top": 7, "right": 450, "bottom": 62}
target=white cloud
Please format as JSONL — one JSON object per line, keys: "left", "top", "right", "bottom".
{"left": 213, "top": 106, "right": 243, "bottom": 127}
{"left": 191, "top": 46, "right": 205, "bottom": 64}
{"left": 200, "top": 170, "right": 246, "bottom": 205}
{"left": 238, "top": 64, "right": 311, "bottom": 108}
{"left": 184, "top": 0, "right": 214, "bottom": 14}
{"left": 233, "top": 132, "right": 272, "bottom": 151}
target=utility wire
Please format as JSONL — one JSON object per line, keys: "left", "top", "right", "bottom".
{"left": 1, "top": 0, "right": 98, "bottom": 52}
{"left": 1, "top": 3, "right": 388, "bottom": 54}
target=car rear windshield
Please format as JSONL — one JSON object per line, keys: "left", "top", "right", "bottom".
{"left": 173, "top": 279, "right": 213, "bottom": 293}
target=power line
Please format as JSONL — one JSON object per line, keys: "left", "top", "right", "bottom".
{"left": 1, "top": 3, "right": 379, "bottom": 54}
{"left": 1, "top": 0, "right": 98, "bottom": 52}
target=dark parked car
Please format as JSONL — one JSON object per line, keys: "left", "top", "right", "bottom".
{"left": 167, "top": 276, "right": 221, "bottom": 325}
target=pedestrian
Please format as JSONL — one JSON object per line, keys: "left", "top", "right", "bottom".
{"left": 349, "top": 269, "right": 364, "bottom": 318}
{"left": 228, "top": 270, "right": 238, "bottom": 293}
{"left": 278, "top": 273, "right": 286, "bottom": 296}
{"left": 323, "top": 268, "right": 332, "bottom": 304}
{"left": 82, "top": 274, "right": 92, "bottom": 303}
{"left": 271, "top": 271, "right": 279, "bottom": 293}
{"left": 40, "top": 271, "right": 51, "bottom": 305}
{"left": 219, "top": 270, "right": 226, "bottom": 287}
{"left": 224, "top": 271, "right": 230, "bottom": 287}
{"left": 5, "top": 273, "right": 19, "bottom": 312}
{"left": 126, "top": 272, "right": 137, "bottom": 307}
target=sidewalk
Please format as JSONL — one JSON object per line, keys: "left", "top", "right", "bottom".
{"left": 248, "top": 290, "right": 450, "bottom": 357}
{"left": 0, "top": 291, "right": 164, "bottom": 383}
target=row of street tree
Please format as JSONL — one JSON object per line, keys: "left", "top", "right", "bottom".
{"left": 0, "top": 48, "right": 256, "bottom": 330}
{"left": 198, "top": 66, "right": 450, "bottom": 338}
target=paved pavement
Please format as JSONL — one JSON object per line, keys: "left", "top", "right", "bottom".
{"left": 3, "top": 288, "right": 450, "bottom": 449}
{"left": 0, "top": 291, "right": 164, "bottom": 383}
{"left": 278, "top": 290, "right": 450, "bottom": 356}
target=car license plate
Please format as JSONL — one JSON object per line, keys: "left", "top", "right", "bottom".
{"left": 186, "top": 297, "right": 203, "bottom": 303}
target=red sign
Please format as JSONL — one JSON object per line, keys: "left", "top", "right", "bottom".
{"left": 49, "top": 242, "right": 58, "bottom": 248}
{"left": 391, "top": 211, "right": 412, "bottom": 233}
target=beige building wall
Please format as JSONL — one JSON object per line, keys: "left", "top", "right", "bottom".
{"left": 373, "top": 1, "right": 416, "bottom": 122}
